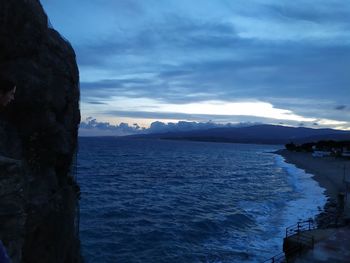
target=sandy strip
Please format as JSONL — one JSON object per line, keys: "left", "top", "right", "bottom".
{"left": 275, "top": 149, "right": 350, "bottom": 200}
{"left": 275, "top": 150, "right": 350, "bottom": 262}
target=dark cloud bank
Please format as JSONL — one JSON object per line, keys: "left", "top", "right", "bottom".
{"left": 79, "top": 117, "right": 260, "bottom": 136}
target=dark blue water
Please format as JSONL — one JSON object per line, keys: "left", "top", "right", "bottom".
{"left": 77, "top": 137, "right": 326, "bottom": 263}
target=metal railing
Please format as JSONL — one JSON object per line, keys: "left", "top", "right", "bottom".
{"left": 263, "top": 219, "right": 316, "bottom": 263}
{"left": 262, "top": 251, "right": 286, "bottom": 263}
{"left": 263, "top": 243, "right": 303, "bottom": 263}
{"left": 285, "top": 219, "right": 316, "bottom": 238}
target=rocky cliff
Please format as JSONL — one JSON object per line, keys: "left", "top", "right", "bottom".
{"left": 0, "top": 0, "right": 81, "bottom": 262}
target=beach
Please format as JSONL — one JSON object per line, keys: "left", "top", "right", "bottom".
{"left": 276, "top": 149, "right": 350, "bottom": 201}
{"left": 275, "top": 149, "right": 350, "bottom": 262}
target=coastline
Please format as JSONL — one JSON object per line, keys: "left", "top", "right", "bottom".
{"left": 275, "top": 149, "right": 349, "bottom": 200}
{"left": 274, "top": 149, "right": 350, "bottom": 227}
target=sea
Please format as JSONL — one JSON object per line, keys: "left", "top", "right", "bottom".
{"left": 77, "top": 137, "right": 327, "bottom": 263}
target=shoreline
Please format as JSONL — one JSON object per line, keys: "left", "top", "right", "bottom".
{"left": 275, "top": 149, "right": 349, "bottom": 200}
{"left": 274, "top": 149, "right": 350, "bottom": 227}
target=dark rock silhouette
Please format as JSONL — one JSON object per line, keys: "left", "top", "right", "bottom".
{"left": 0, "top": 0, "right": 81, "bottom": 262}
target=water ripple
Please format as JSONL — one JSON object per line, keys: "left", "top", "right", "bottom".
{"left": 77, "top": 138, "right": 323, "bottom": 263}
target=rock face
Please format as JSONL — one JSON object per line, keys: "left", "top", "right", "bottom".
{"left": 0, "top": 0, "right": 81, "bottom": 262}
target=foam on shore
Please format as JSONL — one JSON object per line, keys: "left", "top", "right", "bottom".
{"left": 234, "top": 152, "right": 328, "bottom": 262}
{"left": 274, "top": 154, "right": 327, "bottom": 227}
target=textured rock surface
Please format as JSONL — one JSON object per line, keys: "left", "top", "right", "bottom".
{"left": 0, "top": 0, "right": 81, "bottom": 262}
{"left": 0, "top": 157, "right": 25, "bottom": 263}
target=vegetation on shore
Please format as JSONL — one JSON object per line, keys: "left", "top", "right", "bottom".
{"left": 285, "top": 140, "right": 350, "bottom": 157}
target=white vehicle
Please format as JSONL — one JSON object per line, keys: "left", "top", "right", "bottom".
{"left": 312, "top": 151, "right": 331, "bottom": 157}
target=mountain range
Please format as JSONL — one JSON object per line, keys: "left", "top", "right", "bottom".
{"left": 131, "top": 124, "right": 350, "bottom": 145}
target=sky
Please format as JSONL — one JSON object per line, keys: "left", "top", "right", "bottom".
{"left": 40, "top": 0, "right": 350, "bottom": 135}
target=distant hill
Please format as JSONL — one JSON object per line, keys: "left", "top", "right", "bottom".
{"left": 130, "top": 124, "right": 350, "bottom": 145}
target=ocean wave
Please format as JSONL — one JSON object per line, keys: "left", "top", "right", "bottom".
{"left": 79, "top": 138, "right": 326, "bottom": 262}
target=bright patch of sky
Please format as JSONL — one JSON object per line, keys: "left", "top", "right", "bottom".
{"left": 41, "top": 0, "right": 350, "bottom": 135}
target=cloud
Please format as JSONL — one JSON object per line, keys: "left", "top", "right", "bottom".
{"left": 79, "top": 117, "right": 145, "bottom": 136}
{"left": 148, "top": 120, "right": 219, "bottom": 134}
{"left": 87, "top": 101, "right": 108, "bottom": 105}
{"left": 73, "top": 3, "right": 350, "bottom": 115}
{"left": 79, "top": 42, "right": 350, "bottom": 105}
{"left": 268, "top": 98, "right": 350, "bottom": 124}
{"left": 74, "top": 15, "right": 239, "bottom": 69}
{"left": 79, "top": 114, "right": 349, "bottom": 137}
{"left": 79, "top": 117, "right": 262, "bottom": 136}
{"left": 335, "top": 105, "right": 347, "bottom": 111}
{"left": 266, "top": 1, "right": 350, "bottom": 24}
{"left": 41, "top": 0, "right": 350, "bottom": 129}
{"left": 79, "top": 94, "right": 349, "bottom": 132}
{"left": 94, "top": 98, "right": 346, "bottom": 125}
